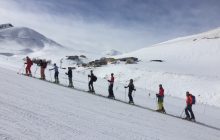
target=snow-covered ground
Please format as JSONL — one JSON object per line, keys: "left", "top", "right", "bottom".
{"left": 1, "top": 25, "right": 220, "bottom": 107}
{"left": 0, "top": 67, "right": 220, "bottom": 140}
{"left": 95, "top": 27, "right": 220, "bottom": 107}
{"left": 1, "top": 23, "right": 220, "bottom": 139}
{"left": 1, "top": 25, "right": 220, "bottom": 106}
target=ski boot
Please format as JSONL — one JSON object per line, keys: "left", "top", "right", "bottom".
{"left": 184, "top": 116, "right": 191, "bottom": 121}
{"left": 129, "top": 101, "right": 134, "bottom": 104}
{"left": 190, "top": 118, "right": 196, "bottom": 122}
{"left": 108, "top": 95, "right": 115, "bottom": 99}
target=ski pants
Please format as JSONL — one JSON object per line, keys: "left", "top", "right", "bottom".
{"left": 69, "top": 77, "right": 73, "bottom": 87}
{"left": 26, "top": 66, "right": 31, "bottom": 76}
{"left": 54, "top": 71, "right": 59, "bottom": 83}
{"left": 40, "top": 67, "right": 45, "bottom": 79}
{"left": 157, "top": 97, "right": 164, "bottom": 110}
{"left": 88, "top": 80, "right": 94, "bottom": 91}
{"left": 108, "top": 84, "right": 114, "bottom": 97}
{"left": 185, "top": 105, "right": 195, "bottom": 119}
{"left": 128, "top": 91, "right": 133, "bottom": 102}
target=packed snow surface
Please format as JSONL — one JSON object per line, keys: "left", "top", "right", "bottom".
{"left": 0, "top": 68, "right": 220, "bottom": 140}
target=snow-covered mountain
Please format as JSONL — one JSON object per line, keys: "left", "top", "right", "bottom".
{"left": 0, "top": 26, "right": 63, "bottom": 56}
{"left": 94, "top": 27, "right": 220, "bottom": 107}
{"left": 119, "top": 27, "right": 220, "bottom": 77}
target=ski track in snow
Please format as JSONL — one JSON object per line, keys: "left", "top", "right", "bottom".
{"left": 0, "top": 68, "right": 220, "bottom": 140}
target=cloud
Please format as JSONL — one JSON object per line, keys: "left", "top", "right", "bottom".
{"left": 0, "top": 0, "right": 220, "bottom": 53}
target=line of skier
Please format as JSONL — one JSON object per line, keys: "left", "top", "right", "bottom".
{"left": 23, "top": 56, "right": 196, "bottom": 121}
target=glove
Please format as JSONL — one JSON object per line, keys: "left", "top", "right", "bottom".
{"left": 134, "top": 89, "right": 136, "bottom": 91}
{"left": 124, "top": 86, "right": 126, "bottom": 88}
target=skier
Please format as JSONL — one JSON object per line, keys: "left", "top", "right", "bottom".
{"left": 88, "top": 70, "right": 95, "bottom": 93}
{"left": 185, "top": 91, "right": 195, "bottom": 121}
{"left": 49, "top": 63, "right": 59, "bottom": 83}
{"left": 38, "top": 59, "right": 47, "bottom": 80}
{"left": 24, "top": 56, "right": 33, "bottom": 76}
{"left": 108, "top": 73, "right": 115, "bottom": 99}
{"left": 124, "top": 79, "right": 136, "bottom": 104}
{"left": 66, "top": 67, "right": 73, "bottom": 87}
{"left": 156, "top": 84, "right": 166, "bottom": 113}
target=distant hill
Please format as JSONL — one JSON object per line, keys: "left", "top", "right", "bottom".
{"left": 118, "top": 27, "right": 220, "bottom": 77}
{"left": 0, "top": 26, "right": 63, "bottom": 56}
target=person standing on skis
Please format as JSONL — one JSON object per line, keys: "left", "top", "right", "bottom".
{"left": 156, "top": 84, "right": 166, "bottom": 113}
{"left": 24, "top": 56, "right": 33, "bottom": 76}
{"left": 49, "top": 63, "right": 59, "bottom": 83}
{"left": 185, "top": 91, "right": 195, "bottom": 121}
{"left": 124, "top": 79, "right": 136, "bottom": 104}
{"left": 66, "top": 67, "right": 73, "bottom": 87}
{"left": 88, "top": 70, "right": 95, "bottom": 93}
{"left": 108, "top": 73, "right": 115, "bottom": 99}
{"left": 38, "top": 59, "right": 47, "bottom": 80}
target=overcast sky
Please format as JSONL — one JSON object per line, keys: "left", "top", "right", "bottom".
{"left": 0, "top": 0, "right": 220, "bottom": 52}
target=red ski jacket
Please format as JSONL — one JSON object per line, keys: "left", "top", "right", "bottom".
{"left": 159, "top": 87, "right": 164, "bottom": 97}
{"left": 26, "top": 58, "right": 33, "bottom": 67}
{"left": 186, "top": 95, "right": 193, "bottom": 105}
{"left": 108, "top": 76, "right": 114, "bottom": 85}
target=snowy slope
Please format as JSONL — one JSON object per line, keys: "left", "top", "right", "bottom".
{"left": 0, "top": 25, "right": 220, "bottom": 108}
{"left": 92, "top": 27, "right": 220, "bottom": 107}
{"left": 0, "top": 67, "right": 220, "bottom": 140}
{"left": 0, "top": 26, "right": 220, "bottom": 108}
{"left": 118, "top": 27, "right": 220, "bottom": 76}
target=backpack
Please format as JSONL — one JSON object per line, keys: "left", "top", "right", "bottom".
{"left": 191, "top": 94, "right": 196, "bottom": 105}
{"left": 92, "top": 75, "right": 97, "bottom": 82}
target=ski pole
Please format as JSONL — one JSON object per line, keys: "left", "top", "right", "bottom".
{"left": 124, "top": 87, "right": 126, "bottom": 101}
{"left": 133, "top": 90, "right": 136, "bottom": 98}
{"left": 22, "top": 64, "right": 25, "bottom": 74}
{"left": 34, "top": 66, "right": 39, "bottom": 77}
{"left": 66, "top": 77, "right": 69, "bottom": 86}
{"left": 180, "top": 108, "right": 185, "bottom": 118}
{"left": 49, "top": 70, "right": 52, "bottom": 82}
{"left": 88, "top": 77, "right": 90, "bottom": 91}
{"left": 156, "top": 95, "right": 159, "bottom": 110}
{"left": 203, "top": 102, "right": 207, "bottom": 115}
{"left": 18, "top": 64, "right": 25, "bottom": 74}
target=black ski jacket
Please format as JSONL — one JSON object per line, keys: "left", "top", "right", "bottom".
{"left": 66, "top": 69, "right": 72, "bottom": 78}
{"left": 125, "top": 83, "right": 135, "bottom": 93}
